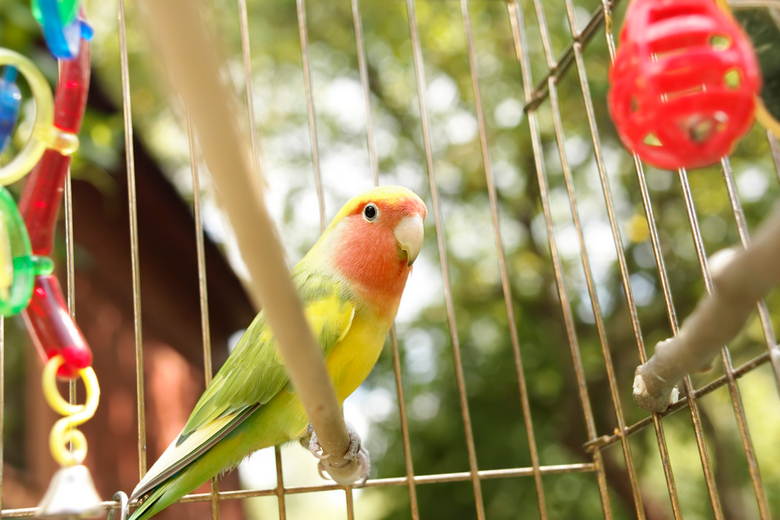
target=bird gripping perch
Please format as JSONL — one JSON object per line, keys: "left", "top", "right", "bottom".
{"left": 137, "top": 0, "right": 367, "bottom": 484}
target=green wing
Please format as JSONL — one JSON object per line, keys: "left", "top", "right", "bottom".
{"left": 131, "top": 267, "right": 354, "bottom": 500}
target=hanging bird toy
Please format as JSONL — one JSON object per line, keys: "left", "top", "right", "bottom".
{"left": 0, "top": 6, "right": 104, "bottom": 518}
{"left": 608, "top": 0, "right": 761, "bottom": 170}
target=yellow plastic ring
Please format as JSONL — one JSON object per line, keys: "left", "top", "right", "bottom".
{"left": 0, "top": 48, "right": 55, "bottom": 185}
{"left": 42, "top": 355, "right": 100, "bottom": 466}
{"left": 50, "top": 419, "right": 88, "bottom": 466}
{"left": 42, "top": 355, "right": 83, "bottom": 415}
{"left": 42, "top": 355, "right": 100, "bottom": 420}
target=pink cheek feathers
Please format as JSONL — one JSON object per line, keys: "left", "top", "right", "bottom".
{"left": 331, "top": 216, "right": 410, "bottom": 302}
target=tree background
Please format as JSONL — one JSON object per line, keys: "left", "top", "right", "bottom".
{"left": 1, "top": 0, "right": 779, "bottom": 519}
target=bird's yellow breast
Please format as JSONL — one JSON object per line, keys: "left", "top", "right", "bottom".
{"left": 325, "top": 307, "right": 390, "bottom": 404}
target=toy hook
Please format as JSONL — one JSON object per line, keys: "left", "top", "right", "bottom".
{"left": 107, "top": 491, "right": 129, "bottom": 520}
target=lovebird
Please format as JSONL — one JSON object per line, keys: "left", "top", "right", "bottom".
{"left": 129, "top": 185, "right": 426, "bottom": 519}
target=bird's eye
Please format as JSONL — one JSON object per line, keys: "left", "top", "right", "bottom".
{"left": 363, "top": 203, "right": 378, "bottom": 222}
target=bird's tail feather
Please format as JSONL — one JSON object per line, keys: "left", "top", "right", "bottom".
{"left": 128, "top": 481, "right": 176, "bottom": 520}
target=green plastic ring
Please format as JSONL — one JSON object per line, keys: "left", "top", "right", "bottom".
{"left": 0, "top": 185, "right": 35, "bottom": 316}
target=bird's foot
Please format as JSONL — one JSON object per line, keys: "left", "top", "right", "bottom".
{"left": 306, "top": 424, "right": 330, "bottom": 460}
{"left": 305, "top": 422, "right": 370, "bottom": 485}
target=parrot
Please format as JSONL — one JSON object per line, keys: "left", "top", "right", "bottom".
{"left": 128, "top": 185, "right": 426, "bottom": 520}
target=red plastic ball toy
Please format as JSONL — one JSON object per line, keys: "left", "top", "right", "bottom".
{"left": 608, "top": 0, "right": 761, "bottom": 170}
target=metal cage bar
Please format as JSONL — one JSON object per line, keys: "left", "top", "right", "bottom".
{"left": 351, "top": 1, "right": 421, "bottom": 516}
{"left": 0, "top": 463, "right": 598, "bottom": 518}
{"left": 633, "top": 109, "right": 727, "bottom": 520}
{"left": 460, "top": 1, "right": 549, "bottom": 517}
{"left": 186, "top": 114, "right": 221, "bottom": 520}
{"left": 116, "top": 0, "right": 148, "bottom": 481}
{"left": 586, "top": 350, "right": 773, "bottom": 451}
{"left": 352, "top": 0, "right": 380, "bottom": 188}
{"left": 546, "top": 56, "right": 645, "bottom": 520}
{"left": 561, "top": 0, "right": 684, "bottom": 515}
{"left": 64, "top": 61, "right": 79, "bottom": 452}
{"left": 405, "top": 0, "right": 487, "bottom": 518}
{"left": 677, "top": 165, "right": 770, "bottom": 518}
{"left": 506, "top": 0, "right": 614, "bottom": 516}
{"left": 237, "top": 0, "right": 265, "bottom": 195}
{"left": 297, "top": 0, "right": 327, "bottom": 234}
{"left": 529, "top": 0, "right": 651, "bottom": 509}
{"left": 234, "top": 0, "right": 290, "bottom": 517}
{"left": 598, "top": 3, "right": 718, "bottom": 518}
{"left": 295, "top": 1, "right": 359, "bottom": 517}
{"left": 720, "top": 158, "right": 780, "bottom": 393}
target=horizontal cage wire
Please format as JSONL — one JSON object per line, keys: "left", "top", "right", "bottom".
{"left": 1, "top": 0, "right": 779, "bottom": 519}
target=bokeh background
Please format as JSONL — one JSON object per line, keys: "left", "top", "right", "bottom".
{"left": 1, "top": 0, "right": 779, "bottom": 519}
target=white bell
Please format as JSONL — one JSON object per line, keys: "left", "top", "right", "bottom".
{"left": 36, "top": 465, "right": 103, "bottom": 519}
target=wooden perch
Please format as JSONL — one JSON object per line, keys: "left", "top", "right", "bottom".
{"left": 634, "top": 205, "right": 780, "bottom": 412}
{"left": 136, "top": 0, "right": 364, "bottom": 484}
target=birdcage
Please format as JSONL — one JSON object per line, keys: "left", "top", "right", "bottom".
{"left": 1, "top": 0, "right": 779, "bottom": 519}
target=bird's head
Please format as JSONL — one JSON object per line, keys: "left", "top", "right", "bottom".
{"left": 315, "top": 185, "right": 427, "bottom": 301}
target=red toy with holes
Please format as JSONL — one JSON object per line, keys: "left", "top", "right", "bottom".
{"left": 608, "top": 0, "right": 761, "bottom": 170}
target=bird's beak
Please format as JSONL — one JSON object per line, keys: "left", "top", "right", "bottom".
{"left": 393, "top": 214, "right": 424, "bottom": 267}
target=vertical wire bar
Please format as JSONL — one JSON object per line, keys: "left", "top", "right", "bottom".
{"left": 563, "top": 6, "right": 683, "bottom": 515}
{"left": 547, "top": 5, "right": 648, "bottom": 515}
{"left": 528, "top": 0, "right": 555, "bottom": 70}
{"left": 296, "top": 0, "right": 326, "bottom": 233}
{"left": 768, "top": 131, "right": 780, "bottom": 185}
{"left": 405, "top": 1, "right": 485, "bottom": 518}
{"left": 351, "top": 0, "right": 379, "bottom": 185}
{"left": 345, "top": 487, "right": 354, "bottom": 519}
{"left": 61, "top": 56, "right": 76, "bottom": 324}
{"left": 64, "top": 156, "right": 77, "bottom": 434}
{"left": 635, "top": 163, "right": 724, "bottom": 519}
{"left": 345, "top": 487, "right": 355, "bottom": 520}
{"left": 274, "top": 446, "right": 287, "bottom": 520}
{"left": 117, "top": 0, "right": 147, "bottom": 478}
{"left": 60, "top": 58, "right": 78, "bottom": 429}
{"left": 352, "top": 1, "right": 420, "bottom": 515}
{"left": 297, "top": 4, "right": 355, "bottom": 517}
{"left": 505, "top": 1, "right": 612, "bottom": 516}
{"left": 389, "top": 327, "right": 420, "bottom": 519}
{"left": 720, "top": 158, "right": 780, "bottom": 394}
{"left": 237, "top": 0, "right": 264, "bottom": 191}
{"left": 187, "top": 115, "right": 220, "bottom": 520}
{"left": 236, "top": 1, "right": 287, "bottom": 516}
{"left": 547, "top": 76, "right": 645, "bottom": 520}
{"left": 64, "top": 174, "right": 76, "bottom": 308}
{"left": 597, "top": 3, "right": 724, "bottom": 517}
{"left": 64, "top": 177, "right": 76, "bottom": 314}
{"left": 677, "top": 167, "right": 770, "bottom": 519}
{"left": 460, "top": 2, "right": 548, "bottom": 517}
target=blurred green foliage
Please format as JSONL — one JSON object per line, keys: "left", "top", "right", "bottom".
{"left": 2, "top": 0, "right": 780, "bottom": 519}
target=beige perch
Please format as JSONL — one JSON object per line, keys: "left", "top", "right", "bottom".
{"left": 634, "top": 205, "right": 780, "bottom": 412}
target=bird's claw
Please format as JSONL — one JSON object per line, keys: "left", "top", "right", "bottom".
{"left": 304, "top": 421, "right": 370, "bottom": 485}
{"left": 300, "top": 424, "right": 326, "bottom": 459}
{"left": 317, "top": 445, "right": 370, "bottom": 485}
{"left": 308, "top": 433, "right": 331, "bottom": 460}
